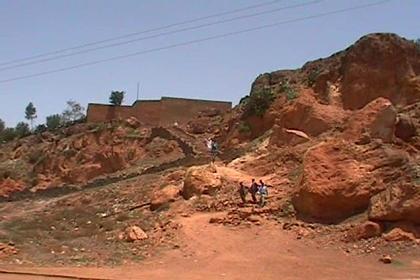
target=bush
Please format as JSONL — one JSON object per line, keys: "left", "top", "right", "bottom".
{"left": 15, "top": 122, "right": 30, "bottom": 138}
{"left": 0, "top": 128, "right": 16, "bottom": 142}
{"left": 0, "top": 118, "right": 4, "bottom": 134}
{"left": 243, "top": 89, "right": 275, "bottom": 117}
{"left": 280, "top": 81, "right": 298, "bottom": 101}
{"left": 46, "top": 114, "right": 63, "bottom": 130}
{"left": 27, "top": 149, "right": 44, "bottom": 164}
{"left": 307, "top": 68, "right": 321, "bottom": 87}
{"left": 34, "top": 124, "right": 47, "bottom": 134}
{"left": 238, "top": 121, "right": 252, "bottom": 134}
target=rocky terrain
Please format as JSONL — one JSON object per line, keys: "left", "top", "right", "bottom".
{"left": 0, "top": 32, "right": 419, "bottom": 279}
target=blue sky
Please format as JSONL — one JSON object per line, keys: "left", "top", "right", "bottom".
{"left": 0, "top": 0, "right": 418, "bottom": 127}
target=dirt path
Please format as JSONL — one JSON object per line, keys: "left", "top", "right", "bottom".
{"left": 1, "top": 213, "right": 419, "bottom": 280}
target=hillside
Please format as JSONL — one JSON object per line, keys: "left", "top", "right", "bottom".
{"left": 0, "top": 33, "right": 419, "bottom": 279}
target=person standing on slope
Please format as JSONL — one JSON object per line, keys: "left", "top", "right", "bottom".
{"left": 238, "top": 182, "right": 248, "bottom": 204}
{"left": 249, "top": 178, "right": 259, "bottom": 204}
{"left": 258, "top": 180, "right": 268, "bottom": 207}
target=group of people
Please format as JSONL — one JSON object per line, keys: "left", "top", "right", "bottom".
{"left": 238, "top": 179, "right": 268, "bottom": 207}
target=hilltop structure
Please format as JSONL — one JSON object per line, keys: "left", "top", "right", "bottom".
{"left": 87, "top": 96, "right": 232, "bottom": 126}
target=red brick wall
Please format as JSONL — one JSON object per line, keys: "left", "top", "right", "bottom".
{"left": 133, "top": 101, "right": 162, "bottom": 125}
{"left": 159, "top": 97, "right": 231, "bottom": 126}
{"left": 86, "top": 104, "right": 134, "bottom": 123}
{"left": 86, "top": 97, "right": 231, "bottom": 126}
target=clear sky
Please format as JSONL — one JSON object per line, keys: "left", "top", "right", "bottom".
{"left": 0, "top": 0, "right": 418, "bottom": 127}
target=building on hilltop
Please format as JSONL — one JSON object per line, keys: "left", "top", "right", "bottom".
{"left": 86, "top": 96, "right": 232, "bottom": 126}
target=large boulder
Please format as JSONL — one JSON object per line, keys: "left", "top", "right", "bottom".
{"left": 344, "top": 97, "right": 397, "bottom": 143}
{"left": 369, "top": 183, "right": 420, "bottom": 224}
{"left": 277, "top": 92, "right": 348, "bottom": 137}
{"left": 292, "top": 139, "right": 381, "bottom": 221}
{"left": 182, "top": 165, "right": 222, "bottom": 199}
{"left": 150, "top": 184, "right": 181, "bottom": 211}
{"left": 292, "top": 138, "right": 409, "bottom": 222}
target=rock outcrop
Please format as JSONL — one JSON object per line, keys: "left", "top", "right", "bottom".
{"left": 368, "top": 183, "right": 420, "bottom": 224}
{"left": 182, "top": 165, "right": 222, "bottom": 199}
{"left": 344, "top": 97, "right": 397, "bottom": 143}
{"left": 395, "top": 114, "right": 417, "bottom": 141}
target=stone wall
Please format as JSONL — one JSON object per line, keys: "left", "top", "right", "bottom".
{"left": 86, "top": 97, "right": 231, "bottom": 126}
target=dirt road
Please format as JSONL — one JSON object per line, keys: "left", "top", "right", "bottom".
{"left": 1, "top": 213, "right": 419, "bottom": 280}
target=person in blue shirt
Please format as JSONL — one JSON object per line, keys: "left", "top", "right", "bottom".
{"left": 257, "top": 180, "right": 268, "bottom": 207}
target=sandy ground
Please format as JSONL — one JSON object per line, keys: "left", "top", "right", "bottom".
{"left": 1, "top": 213, "right": 419, "bottom": 280}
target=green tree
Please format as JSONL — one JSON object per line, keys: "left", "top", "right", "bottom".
{"left": 62, "top": 100, "right": 85, "bottom": 123}
{"left": 0, "top": 118, "right": 4, "bottom": 134}
{"left": 109, "top": 91, "right": 125, "bottom": 105}
{"left": 0, "top": 127, "right": 16, "bottom": 142}
{"left": 25, "top": 102, "right": 37, "bottom": 130}
{"left": 46, "top": 114, "right": 62, "bottom": 130}
{"left": 15, "top": 122, "right": 30, "bottom": 138}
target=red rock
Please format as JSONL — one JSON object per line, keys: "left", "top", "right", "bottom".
{"left": 150, "top": 185, "right": 181, "bottom": 211}
{"left": 0, "top": 178, "right": 25, "bottom": 198}
{"left": 125, "top": 226, "right": 148, "bottom": 242}
{"left": 395, "top": 114, "right": 417, "bottom": 141}
{"left": 277, "top": 91, "right": 348, "bottom": 137}
{"left": 369, "top": 184, "right": 420, "bottom": 224}
{"left": 125, "top": 117, "right": 141, "bottom": 128}
{"left": 339, "top": 33, "right": 420, "bottom": 110}
{"left": 344, "top": 97, "right": 397, "bottom": 143}
{"left": 379, "top": 255, "right": 392, "bottom": 264}
{"left": 383, "top": 228, "right": 417, "bottom": 242}
{"left": 292, "top": 139, "right": 385, "bottom": 222}
{"left": 0, "top": 242, "right": 18, "bottom": 258}
{"left": 181, "top": 165, "right": 222, "bottom": 199}
{"left": 345, "top": 221, "right": 383, "bottom": 241}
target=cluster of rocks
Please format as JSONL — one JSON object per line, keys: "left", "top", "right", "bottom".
{"left": 0, "top": 242, "right": 18, "bottom": 259}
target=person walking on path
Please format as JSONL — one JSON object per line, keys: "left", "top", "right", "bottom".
{"left": 258, "top": 180, "right": 268, "bottom": 207}
{"left": 249, "top": 179, "right": 259, "bottom": 204}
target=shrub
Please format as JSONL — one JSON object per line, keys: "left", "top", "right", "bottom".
{"left": 46, "top": 114, "right": 63, "bottom": 130}
{"left": 307, "top": 68, "right": 321, "bottom": 87}
{"left": 27, "top": 149, "right": 44, "bottom": 164}
{"left": 279, "top": 81, "right": 298, "bottom": 101}
{"left": 0, "top": 118, "right": 4, "bottom": 134}
{"left": 0, "top": 128, "right": 17, "bottom": 142}
{"left": 34, "top": 124, "right": 47, "bottom": 134}
{"left": 238, "top": 121, "right": 252, "bottom": 134}
{"left": 15, "top": 122, "right": 30, "bottom": 138}
{"left": 243, "top": 89, "right": 275, "bottom": 117}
